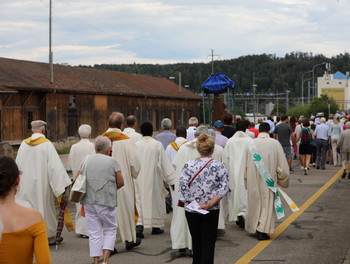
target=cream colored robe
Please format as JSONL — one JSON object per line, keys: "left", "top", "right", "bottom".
{"left": 245, "top": 133, "right": 289, "bottom": 234}
{"left": 135, "top": 136, "right": 175, "bottom": 228}
{"left": 123, "top": 127, "right": 143, "bottom": 142}
{"left": 171, "top": 139, "right": 224, "bottom": 249}
{"left": 106, "top": 128, "right": 140, "bottom": 244}
{"left": 15, "top": 133, "right": 72, "bottom": 238}
{"left": 223, "top": 131, "right": 250, "bottom": 222}
{"left": 165, "top": 137, "right": 187, "bottom": 163}
{"left": 68, "top": 139, "right": 95, "bottom": 236}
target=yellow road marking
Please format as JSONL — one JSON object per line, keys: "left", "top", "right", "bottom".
{"left": 235, "top": 169, "right": 342, "bottom": 264}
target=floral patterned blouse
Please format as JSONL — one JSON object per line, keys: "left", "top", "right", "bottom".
{"left": 179, "top": 157, "right": 229, "bottom": 212}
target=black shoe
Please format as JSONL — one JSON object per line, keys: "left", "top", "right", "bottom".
{"left": 111, "top": 247, "right": 118, "bottom": 256}
{"left": 79, "top": 234, "right": 89, "bottom": 239}
{"left": 235, "top": 215, "right": 245, "bottom": 229}
{"left": 342, "top": 170, "right": 347, "bottom": 178}
{"left": 217, "top": 229, "right": 226, "bottom": 236}
{"left": 317, "top": 166, "right": 320, "bottom": 169}
{"left": 151, "top": 228, "right": 164, "bottom": 235}
{"left": 49, "top": 237, "right": 63, "bottom": 246}
{"left": 256, "top": 231, "right": 270, "bottom": 240}
{"left": 125, "top": 237, "right": 141, "bottom": 250}
{"left": 178, "top": 248, "right": 186, "bottom": 253}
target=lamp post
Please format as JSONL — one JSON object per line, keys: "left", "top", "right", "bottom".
{"left": 312, "top": 62, "right": 326, "bottom": 99}
{"left": 302, "top": 70, "right": 312, "bottom": 105}
{"left": 286, "top": 90, "right": 290, "bottom": 114}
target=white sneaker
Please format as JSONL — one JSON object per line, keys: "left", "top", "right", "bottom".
{"left": 300, "top": 166, "right": 304, "bottom": 170}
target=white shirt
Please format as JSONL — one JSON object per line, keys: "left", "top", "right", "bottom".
{"left": 123, "top": 127, "right": 143, "bottom": 142}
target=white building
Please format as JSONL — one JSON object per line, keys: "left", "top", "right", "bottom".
{"left": 317, "top": 71, "right": 350, "bottom": 110}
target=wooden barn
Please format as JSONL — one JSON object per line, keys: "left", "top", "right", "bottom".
{"left": 0, "top": 57, "right": 201, "bottom": 143}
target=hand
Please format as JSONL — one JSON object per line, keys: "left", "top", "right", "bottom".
{"left": 198, "top": 202, "right": 211, "bottom": 210}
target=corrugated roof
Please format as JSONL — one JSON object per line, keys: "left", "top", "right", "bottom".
{"left": 0, "top": 57, "right": 200, "bottom": 100}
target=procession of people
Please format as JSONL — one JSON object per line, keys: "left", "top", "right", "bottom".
{"left": 0, "top": 110, "right": 349, "bottom": 264}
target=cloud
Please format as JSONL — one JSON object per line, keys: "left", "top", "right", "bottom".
{"left": 1, "top": 0, "right": 350, "bottom": 65}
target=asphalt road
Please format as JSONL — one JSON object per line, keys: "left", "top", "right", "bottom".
{"left": 52, "top": 156, "right": 350, "bottom": 264}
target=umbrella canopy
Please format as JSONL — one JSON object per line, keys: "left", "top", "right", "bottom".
{"left": 202, "top": 73, "right": 235, "bottom": 94}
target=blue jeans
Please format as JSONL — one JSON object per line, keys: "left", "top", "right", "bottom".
{"left": 315, "top": 139, "right": 328, "bottom": 169}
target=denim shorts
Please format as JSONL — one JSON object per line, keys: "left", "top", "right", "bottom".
{"left": 283, "top": 146, "right": 293, "bottom": 159}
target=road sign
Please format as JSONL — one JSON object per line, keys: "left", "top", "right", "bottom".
{"left": 327, "top": 99, "right": 331, "bottom": 105}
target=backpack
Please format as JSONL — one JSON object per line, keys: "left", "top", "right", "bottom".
{"left": 301, "top": 128, "right": 311, "bottom": 144}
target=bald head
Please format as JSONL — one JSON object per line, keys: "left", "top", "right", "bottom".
{"left": 126, "top": 115, "right": 137, "bottom": 128}
{"left": 109, "top": 112, "right": 124, "bottom": 129}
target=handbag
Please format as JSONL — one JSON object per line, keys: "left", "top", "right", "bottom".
{"left": 177, "top": 158, "right": 213, "bottom": 207}
{"left": 69, "top": 173, "right": 86, "bottom": 203}
{"left": 69, "top": 157, "right": 88, "bottom": 203}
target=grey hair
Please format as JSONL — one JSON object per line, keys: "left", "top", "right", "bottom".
{"left": 161, "top": 118, "right": 172, "bottom": 130}
{"left": 194, "top": 125, "right": 209, "bottom": 137}
{"left": 32, "top": 126, "right": 45, "bottom": 133}
{"left": 320, "top": 117, "right": 326, "bottom": 123}
{"left": 95, "top": 136, "right": 111, "bottom": 152}
{"left": 188, "top": 117, "right": 199, "bottom": 126}
{"left": 78, "top": 124, "right": 91, "bottom": 138}
{"left": 208, "top": 129, "right": 216, "bottom": 139}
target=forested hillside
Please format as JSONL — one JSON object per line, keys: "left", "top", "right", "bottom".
{"left": 79, "top": 52, "right": 350, "bottom": 97}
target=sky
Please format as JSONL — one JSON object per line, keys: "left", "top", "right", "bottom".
{"left": 1, "top": 0, "right": 349, "bottom": 66}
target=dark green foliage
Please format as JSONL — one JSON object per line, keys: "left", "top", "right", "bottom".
{"left": 77, "top": 52, "right": 350, "bottom": 98}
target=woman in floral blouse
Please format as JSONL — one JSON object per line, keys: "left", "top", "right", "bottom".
{"left": 179, "top": 134, "right": 229, "bottom": 264}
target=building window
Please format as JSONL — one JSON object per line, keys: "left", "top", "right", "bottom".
{"left": 69, "top": 95, "right": 76, "bottom": 108}
{"left": 27, "top": 112, "right": 33, "bottom": 130}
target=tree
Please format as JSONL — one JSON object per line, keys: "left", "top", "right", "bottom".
{"left": 309, "top": 94, "right": 339, "bottom": 117}
{"left": 271, "top": 104, "right": 286, "bottom": 116}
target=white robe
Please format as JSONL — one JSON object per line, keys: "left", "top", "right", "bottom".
{"left": 106, "top": 128, "right": 140, "bottom": 244}
{"left": 136, "top": 136, "right": 175, "bottom": 228}
{"left": 15, "top": 133, "right": 71, "bottom": 237}
{"left": 223, "top": 131, "right": 250, "bottom": 222}
{"left": 245, "top": 133, "right": 289, "bottom": 234}
{"left": 171, "top": 139, "right": 224, "bottom": 250}
{"left": 123, "top": 127, "right": 143, "bottom": 142}
{"left": 68, "top": 138, "right": 95, "bottom": 236}
{"left": 165, "top": 137, "right": 187, "bottom": 163}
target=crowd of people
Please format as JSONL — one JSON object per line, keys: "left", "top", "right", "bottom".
{"left": 0, "top": 110, "right": 349, "bottom": 264}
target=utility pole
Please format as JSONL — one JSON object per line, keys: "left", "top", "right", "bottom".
{"left": 207, "top": 49, "right": 220, "bottom": 74}
{"left": 252, "top": 72, "right": 257, "bottom": 123}
{"left": 49, "top": 0, "right": 53, "bottom": 83}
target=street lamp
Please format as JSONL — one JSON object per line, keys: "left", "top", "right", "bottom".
{"left": 312, "top": 62, "right": 326, "bottom": 99}
{"left": 302, "top": 70, "right": 312, "bottom": 105}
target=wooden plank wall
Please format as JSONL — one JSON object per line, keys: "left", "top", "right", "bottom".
{"left": 2, "top": 92, "right": 201, "bottom": 142}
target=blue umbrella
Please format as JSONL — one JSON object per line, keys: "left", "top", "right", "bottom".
{"left": 202, "top": 73, "right": 235, "bottom": 94}
{"left": 201, "top": 73, "right": 236, "bottom": 125}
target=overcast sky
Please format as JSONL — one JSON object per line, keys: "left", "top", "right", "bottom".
{"left": 1, "top": 0, "right": 349, "bottom": 66}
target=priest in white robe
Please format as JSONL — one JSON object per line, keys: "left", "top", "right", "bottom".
{"left": 165, "top": 126, "right": 187, "bottom": 163}
{"left": 223, "top": 120, "right": 251, "bottom": 229}
{"left": 135, "top": 122, "right": 176, "bottom": 235}
{"left": 123, "top": 115, "right": 142, "bottom": 142}
{"left": 68, "top": 124, "right": 95, "bottom": 238}
{"left": 171, "top": 125, "right": 224, "bottom": 251}
{"left": 103, "top": 112, "right": 141, "bottom": 250}
{"left": 15, "top": 120, "right": 72, "bottom": 244}
{"left": 245, "top": 123, "right": 289, "bottom": 240}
